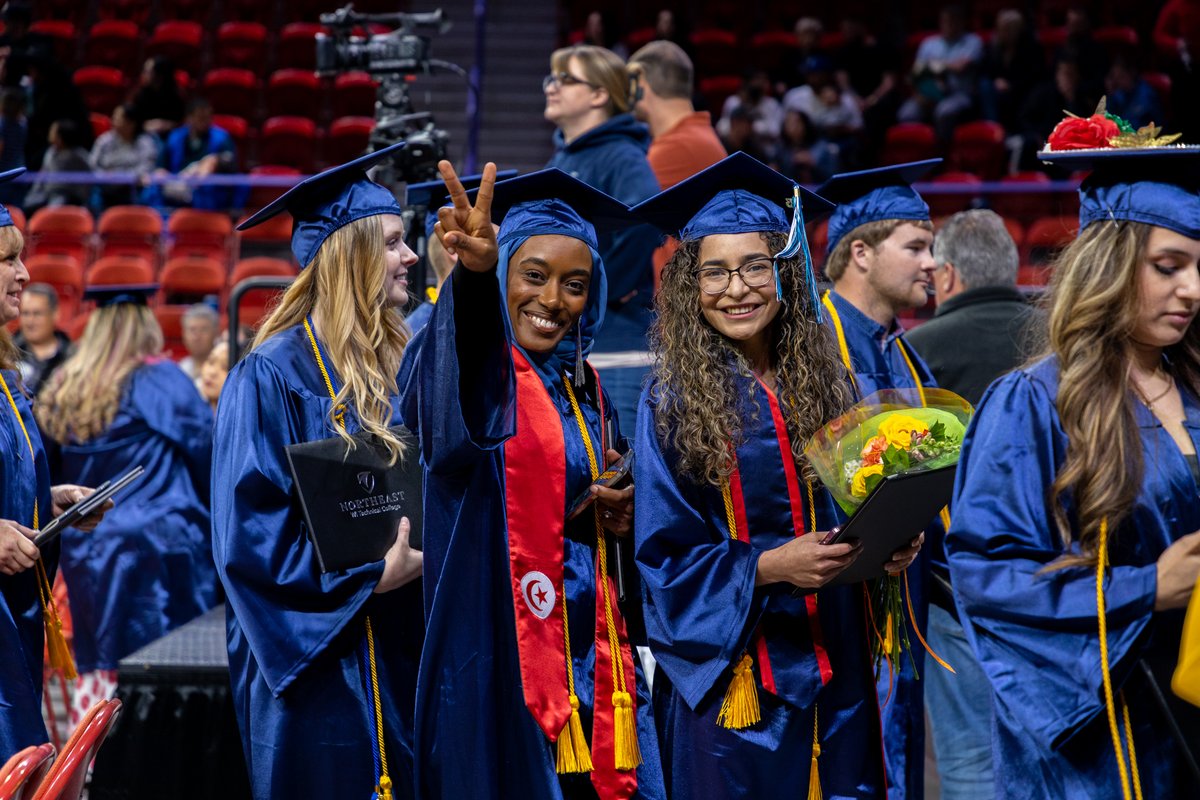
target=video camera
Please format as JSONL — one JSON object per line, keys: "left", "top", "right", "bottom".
{"left": 315, "top": 6, "right": 449, "bottom": 76}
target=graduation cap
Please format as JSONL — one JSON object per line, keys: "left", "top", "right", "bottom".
{"left": 817, "top": 159, "right": 941, "bottom": 256}
{"left": 630, "top": 151, "right": 835, "bottom": 313}
{"left": 83, "top": 284, "right": 158, "bottom": 308}
{"left": 0, "top": 167, "right": 26, "bottom": 228}
{"left": 406, "top": 169, "right": 518, "bottom": 239}
{"left": 237, "top": 142, "right": 406, "bottom": 267}
{"left": 1038, "top": 145, "right": 1200, "bottom": 239}
{"left": 466, "top": 168, "right": 634, "bottom": 249}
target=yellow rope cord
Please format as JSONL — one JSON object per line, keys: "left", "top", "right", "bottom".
{"left": 304, "top": 320, "right": 390, "bottom": 792}
{"left": 563, "top": 377, "right": 640, "bottom": 769}
{"left": 1097, "top": 519, "right": 1143, "bottom": 800}
{"left": 821, "top": 292, "right": 858, "bottom": 395}
{"left": 895, "top": 340, "right": 927, "bottom": 407}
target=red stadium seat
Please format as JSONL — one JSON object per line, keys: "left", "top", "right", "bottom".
{"left": 1017, "top": 264, "right": 1052, "bottom": 286}
{"left": 26, "top": 254, "right": 84, "bottom": 320}
{"left": 260, "top": 117, "right": 319, "bottom": 174}
{"left": 326, "top": 117, "right": 375, "bottom": 166}
{"left": 159, "top": 0, "right": 211, "bottom": 23}
{"left": 97, "top": 205, "right": 162, "bottom": 266}
{"left": 214, "top": 21, "right": 269, "bottom": 73}
{"left": 89, "top": 112, "right": 112, "bottom": 140}
{"left": 698, "top": 75, "right": 741, "bottom": 117}
{"left": 86, "top": 255, "right": 155, "bottom": 287}
{"left": 6, "top": 205, "right": 26, "bottom": 235}
{"left": 624, "top": 27, "right": 657, "bottom": 52}
{"left": 991, "top": 171, "right": 1056, "bottom": 222}
{"left": 807, "top": 218, "right": 829, "bottom": 271}
{"left": 212, "top": 114, "right": 251, "bottom": 171}
{"left": 0, "top": 742, "right": 56, "bottom": 800}
{"left": 267, "top": 70, "right": 323, "bottom": 120}
{"left": 276, "top": 23, "right": 326, "bottom": 71}
{"left": 331, "top": 72, "right": 378, "bottom": 119}
{"left": 145, "top": 21, "right": 204, "bottom": 75}
{"left": 72, "top": 67, "right": 127, "bottom": 115}
{"left": 160, "top": 255, "right": 226, "bottom": 302}
{"left": 1023, "top": 214, "right": 1078, "bottom": 265}
{"left": 949, "top": 120, "right": 1007, "bottom": 179}
{"left": 28, "top": 207, "right": 94, "bottom": 266}
{"left": 29, "top": 21, "right": 77, "bottom": 68}
{"left": 749, "top": 30, "right": 798, "bottom": 75}
{"left": 167, "top": 209, "right": 234, "bottom": 264}
{"left": 236, "top": 209, "right": 293, "bottom": 260}
{"left": 68, "top": 310, "right": 92, "bottom": 341}
{"left": 154, "top": 304, "right": 188, "bottom": 357}
{"left": 881, "top": 123, "right": 938, "bottom": 165}
{"left": 1093, "top": 25, "right": 1139, "bottom": 58}
{"left": 245, "top": 165, "right": 300, "bottom": 210}
{"left": 31, "top": 699, "right": 122, "bottom": 800}
{"left": 925, "top": 171, "right": 983, "bottom": 218}
{"left": 690, "top": 29, "right": 741, "bottom": 77}
{"left": 1036, "top": 26, "right": 1067, "bottom": 62}
{"left": 85, "top": 20, "right": 140, "bottom": 74}
{"left": 231, "top": 257, "right": 297, "bottom": 327}
{"left": 203, "top": 69, "right": 261, "bottom": 121}
{"left": 96, "top": 0, "right": 151, "bottom": 25}
{"left": 224, "top": 0, "right": 276, "bottom": 22}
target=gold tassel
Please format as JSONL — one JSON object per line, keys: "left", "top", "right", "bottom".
{"left": 612, "top": 690, "right": 642, "bottom": 770}
{"left": 37, "top": 563, "right": 76, "bottom": 679}
{"left": 807, "top": 707, "right": 823, "bottom": 800}
{"left": 556, "top": 694, "right": 593, "bottom": 773}
{"left": 717, "top": 653, "right": 761, "bottom": 729}
{"left": 377, "top": 775, "right": 393, "bottom": 800}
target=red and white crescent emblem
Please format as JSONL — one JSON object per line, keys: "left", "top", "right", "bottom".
{"left": 519, "top": 571, "right": 556, "bottom": 620}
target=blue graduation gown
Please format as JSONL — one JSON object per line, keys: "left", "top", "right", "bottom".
{"left": 212, "top": 325, "right": 424, "bottom": 800}
{"left": 822, "top": 289, "right": 937, "bottom": 800}
{"left": 0, "top": 370, "right": 55, "bottom": 759}
{"left": 405, "top": 300, "right": 433, "bottom": 335}
{"left": 50, "top": 359, "right": 216, "bottom": 672}
{"left": 946, "top": 357, "right": 1200, "bottom": 798}
{"left": 403, "top": 268, "right": 665, "bottom": 800}
{"left": 634, "top": 374, "right": 886, "bottom": 799}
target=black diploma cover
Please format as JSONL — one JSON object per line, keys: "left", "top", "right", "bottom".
{"left": 823, "top": 464, "right": 956, "bottom": 585}
{"left": 285, "top": 424, "right": 422, "bottom": 573}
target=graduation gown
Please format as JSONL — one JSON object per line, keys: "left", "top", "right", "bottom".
{"left": 634, "top": 373, "right": 886, "bottom": 799}
{"left": 211, "top": 325, "right": 423, "bottom": 800}
{"left": 821, "top": 289, "right": 938, "bottom": 800}
{"left": 0, "top": 369, "right": 55, "bottom": 759}
{"left": 50, "top": 359, "right": 216, "bottom": 672}
{"left": 403, "top": 267, "right": 665, "bottom": 800}
{"left": 946, "top": 357, "right": 1200, "bottom": 798}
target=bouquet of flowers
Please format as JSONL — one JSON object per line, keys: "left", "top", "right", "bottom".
{"left": 804, "top": 388, "right": 973, "bottom": 681}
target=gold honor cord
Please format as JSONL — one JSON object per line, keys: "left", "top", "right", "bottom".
{"left": 1097, "top": 519, "right": 1144, "bottom": 800}
{"left": 303, "top": 318, "right": 392, "bottom": 799}
{"left": 563, "top": 377, "right": 640, "bottom": 771}
{"left": 0, "top": 372, "right": 75, "bottom": 678}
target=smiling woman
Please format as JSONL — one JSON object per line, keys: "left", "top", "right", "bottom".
{"left": 506, "top": 234, "right": 593, "bottom": 352}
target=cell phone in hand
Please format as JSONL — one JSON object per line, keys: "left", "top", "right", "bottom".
{"left": 566, "top": 449, "right": 634, "bottom": 520}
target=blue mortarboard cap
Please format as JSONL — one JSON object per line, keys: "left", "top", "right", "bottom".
{"left": 0, "top": 167, "right": 26, "bottom": 227}
{"left": 818, "top": 159, "right": 941, "bottom": 255}
{"left": 632, "top": 151, "right": 834, "bottom": 240}
{"left": 1038, "top": 146, "right": 1200, "bottom": 239}
{"left": 406, "top": 169, "right": 518, "bottom": 240}
{"left": 237, "top": 142, "right": 406, "bottom": 267}
{"left": 467, "top": 168, "right": 633, "bottom": 249}
{"left": 83, "top": 283, "right": 158, "bottom": 308}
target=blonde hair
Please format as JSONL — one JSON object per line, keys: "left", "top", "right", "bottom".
{"left": 650, "top": 232, "right": 854, "bottom": 485}
{"left": 824, "top": 218, "right": 934, "bottom": 281}
{"left": 1039, "top": 220, "right": 1200, "bottom": 569}
{"left": 253, "top": 215, "right": 410, "bottom": 463}
{"left": 38, "top": 303, "right": 163, "bottom": 442}
{"left": 0, "top": 226, "right": 24, "bottom": 372}
{"left": 551, "top": 45, "right": 631, "bottom": 116}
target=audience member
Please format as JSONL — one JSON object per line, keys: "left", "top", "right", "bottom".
{"left": 898, "top": 5, "right": 985, "bottom": 142}
{"left": 772, "top": 109, "right": 829, "bottom": 182}
{"left": 129, "top": 56, "right": 186, "bottom": 136}
{"left": 0, "top": 88, "right": 26, "bottom": 206}
{"left": 25, "top": 56, "right": 91, "bottom": 173}
{"left": 1155, "top": 0, "right": 1200, "bottom": 136}
{"left": 147, "top": 97, "right": 239, "bottom": 211}
{"left": 981, "top": 9, "right": 1046, "bottom": 130}
{"left": 1057, "top": 7, "right": 1108, "bottom": 99}
{"left": 1018, "top": 58, "right": 1097, "bottom": 170}
{"left": 716, "top": 69, "right": 783, "bottom": 150}
{"left": 1105, "top": 56, "right": 1166, "bottom": 129}
{"left": 90, "top": 104, "right": 160, "bottom": 209}
{"left": 13, "top": 283, "right": 70, "bottom": 394}
{"left": 832, "top": 18, "right": 902, "bottom": 154}
{"left": 776, "top": 17, "right": 829, "bottom": 92}
{"left": 198, "top": 341, "right": 229, "bottom": 411}
{"left": 782, "top": 57, "right": 863, "bottom": 174}
{"left": 719, "top": 105, "right": 771, "bottom": 163}
{"left": 179, "top": 303, "right": 220, "bottom": 381}
{"left": 628, "top": 41, "right": 726, "bottom": 190}
{"left": 24, "top": 119, "right": 91, "bottom": 213}
{"left": 0, "top": 2, "right": 50, "bottom": 89}
{"left": 652, "top": 9, "right": 692, "bottom": 56}
{"left": 580, "top": 10, "right": 628, "bottom": 59}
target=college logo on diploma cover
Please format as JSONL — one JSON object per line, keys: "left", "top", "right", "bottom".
{"left": 520, "top": 571, "right": 556, "bottom": 619}
{"left": 357, "top": 471, "right": 376, "bottom": 495}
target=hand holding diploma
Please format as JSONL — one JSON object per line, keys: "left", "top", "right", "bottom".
{"left": 51, "top": 484, "right": 114, "bottom": 533}
{"left": 592, "top": 448, "right": 634, "bottom": 538}
{"left": 756, "top": 533, "right": 861, "bottom": 589}
{"left": 0, "top": 519, "right": 38, "bottom": 575}
{"left": 1155, "top": 529, "right": 1200, "bottom": 610}
{"left": 374, "top": 517, "right": 423, "bottom": 594}
{"left": 885, "top": 532, "right": 924, "bottom": 575}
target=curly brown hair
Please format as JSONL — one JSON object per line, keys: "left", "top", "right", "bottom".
{"left": 649, "top": 231, "right": 854, "bottom": 486}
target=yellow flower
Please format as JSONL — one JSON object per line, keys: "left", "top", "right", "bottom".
{"left": 851, "top": 464, "right": 884, "bottom": 497}
{"left": 877, "top": 414, "right": 929, "bottom": 449}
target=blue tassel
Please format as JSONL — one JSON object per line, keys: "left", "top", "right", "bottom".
{"left": 774, "top": 184, "right": 822, "bottom": 322}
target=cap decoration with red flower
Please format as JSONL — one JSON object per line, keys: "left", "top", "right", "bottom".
{"left": 1044, "top": 97, "right": 1183, "bottom": 152}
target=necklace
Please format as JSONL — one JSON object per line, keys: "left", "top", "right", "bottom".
{"left": 1132, "top": 369, "right": 1175, "bottom": 411}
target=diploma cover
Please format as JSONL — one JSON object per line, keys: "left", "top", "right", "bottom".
{"left": 286, "top": 424, "right": 422, "bottom": 573}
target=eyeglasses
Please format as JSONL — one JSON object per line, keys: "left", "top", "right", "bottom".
{"left": 543, "top": 72, "right": 599, "bottom": 91}
{"left": 695, "top": 260, "right": 776, "bottom": 295}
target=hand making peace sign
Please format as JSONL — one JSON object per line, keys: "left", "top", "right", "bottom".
{"left": 434, "top": 160, "right": 499, "bottom": 273}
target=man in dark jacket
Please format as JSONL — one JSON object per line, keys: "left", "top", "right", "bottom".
{"left": 13, "top": 283, "right": 71, "bottom": 394}
{"left": 908, "top": 208, "right": 1037, "bottom": 406}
